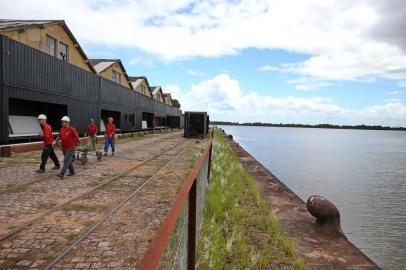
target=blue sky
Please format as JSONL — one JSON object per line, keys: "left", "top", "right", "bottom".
{"left": 2, "top": 0, "right": 406, "bottom": 126}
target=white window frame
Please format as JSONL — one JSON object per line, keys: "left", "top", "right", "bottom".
{"left": 45, "top": 35, "right": 57, "bottom": 56}
{"left": 59, "top": 41, "right": 69, "bottom": 62}
{"left": 112, "top": 70, "right": 121, "bottom": 84}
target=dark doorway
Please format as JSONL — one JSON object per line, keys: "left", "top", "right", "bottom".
{"left": 155, "top": 116, "right": 166, "bottom": 127}
{"left": 9, "top": 98, "right": 67, "bottom": 132}
{"left": 101, "top": 109, "right": 121, "bottom": 130}
{"left": 166, "top": 116, "right": 180, "bottom": 128}
{"left": 142, "top": 112, "right": 154, "bottom": 128}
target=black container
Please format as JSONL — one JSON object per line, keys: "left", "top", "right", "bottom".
{"left": 184, "top": 111, "right": 208, "bottom": 138}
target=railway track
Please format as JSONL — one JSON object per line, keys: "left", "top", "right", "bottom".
{"left": 44, "top": 142, "right": 191, "bottom": 269}
{"left": 0, "top": 130, "right": 180, "bottom": 193}
{"left": 0, "top": 139, "right": 192, "bottom": 269}
{"left": 0, "top": 131, "right": 183, "bottom": 234}
{"left": 0, "top": 135, "right": 186, "bottom": 242}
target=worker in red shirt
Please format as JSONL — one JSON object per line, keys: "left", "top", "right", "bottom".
{"left": 86, "top": 119, "right": 98, "bottom": 149}
{"left": 35, "top": 114, "right": 60, "bottom": 173}
{"left": 56, "top": 116, "right": 79, "bottom": 179}
{"left": 104, "top": 117, "right": 116, "bottom": 156}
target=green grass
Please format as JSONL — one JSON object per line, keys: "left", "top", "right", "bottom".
{"left": 0, "top": 152, "right": 38, "bottom": 168}
{"left": 1, "top": 184, "right": 29, "bottom": 194}
{"left": 197, "top": 129, "right": 304, "bottom": 270}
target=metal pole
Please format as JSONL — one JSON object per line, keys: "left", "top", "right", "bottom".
{"left": 154, "top": 98, "right": 156, "bottom": 133}
{"left": 208, "top": 143, "right": 213, "bottom": 181}
{"left": 187, "top": 179, "right": 197, "bottom": 270}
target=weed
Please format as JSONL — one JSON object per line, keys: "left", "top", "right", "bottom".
{"left": 197, "top": 129, "right": 304, "bottom": 269}
{"left": 1, "top": 184, "right": 29, "bottom": 194}
{"left": 157, "top": 192, "right": 172, "bottom": 204}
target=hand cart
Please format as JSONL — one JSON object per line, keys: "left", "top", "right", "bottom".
{"left": 74, "top": 145, "right": 103, "bottom": 165}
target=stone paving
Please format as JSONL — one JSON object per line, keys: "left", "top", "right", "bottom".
{"left": 0, "top": 131, "right": 183, "bottom": 237}
{"left": 0, "top": 131, "right": 205, "bottom": 269}
{"left": 53, "top": 144, "right": 202, "bottom": 269}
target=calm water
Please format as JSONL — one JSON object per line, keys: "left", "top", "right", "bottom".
{"left": 219, "top": 125, "right": 406, "bottom": 270}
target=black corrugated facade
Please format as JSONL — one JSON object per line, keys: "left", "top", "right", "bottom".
{"left": 0, "top": 35, "right": 182, "bottom": 143}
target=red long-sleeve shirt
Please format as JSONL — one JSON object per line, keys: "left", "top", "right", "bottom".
{"left": 42, "top": 124, "right": 54, "bottom": 145}
{"left": 87, "top": 123, "right": 98, "bottom": 136}
{"left": 105, "top": 123, "right": 116, "bottom": 139}
{"left": 59, "top": 127, "right": 79, "bottom": 151}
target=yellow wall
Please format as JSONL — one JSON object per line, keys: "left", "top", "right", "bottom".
{"left": 0, "top": 24, "right": 92, "bottom": 72}
{"left": 154, "top": 90, "right": 164, "bottom": 102}
{"left": 135, "top": 80, "right": 152, "bottom": 97}
{"left": 164, "top": 96, "right": 172, "bottom": 106}
{"left": 98, "top": 62, "right": 131, "bottom": 88}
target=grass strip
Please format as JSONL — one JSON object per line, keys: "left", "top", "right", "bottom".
{"left": 197, "top": 129, "right": 304, "bottom": 270}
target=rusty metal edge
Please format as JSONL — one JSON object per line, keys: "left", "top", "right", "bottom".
{"left": 137, "top": 138, "right": 212, "bottom": 270}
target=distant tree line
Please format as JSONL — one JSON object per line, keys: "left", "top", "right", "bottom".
{"left": 211, "top": 121, "right": 406, "bottom": 131}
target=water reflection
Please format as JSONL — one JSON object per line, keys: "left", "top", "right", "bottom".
{"left": 219, "top": 125, "right": 406, "bottom": 270}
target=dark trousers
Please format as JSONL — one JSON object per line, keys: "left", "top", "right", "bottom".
{"left": 40, "top": 144, "right": 60, "bottom": 170}
{"left": 60, "top": 150, "right": 75, "bottom": 175}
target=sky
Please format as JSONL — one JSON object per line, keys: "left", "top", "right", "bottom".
{"left": 1, "top": 0, "right": 406, "bottom": 126}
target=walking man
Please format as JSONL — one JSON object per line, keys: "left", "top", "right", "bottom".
{"left": 56, "top": 116, "right": 78, "bottom": 179}
{"left": 35, "top": 114, "right": 60, "bottom": 173}
{"left": 87, "top": 119, "right": 98, "bottom": 149}
{"left": 104, "top": 117, "right": 116, "bottom": 156}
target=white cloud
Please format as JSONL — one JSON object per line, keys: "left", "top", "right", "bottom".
{"left": 387, "top": 90, "right": 400, "bottom": 95}
{"left": 129, "top": 57, "right": 154, "bottom": 67}
{"left": 384, "top": 98, "right": 405, "bottom": 103}
{"left": 164, "top": 84, "right": 182, "bottom": 100}
{"left": 286, "top": 77, "right": 335, "bottom": 91}
{"left": 258, "top": 65, "right": 279, "bottom": 72}
{"left": 186, "top": 69, "right": 205, "bottom": 77}
{"left": 175, "top": 74, "right": 406, "bottom": 126}
{"left": 3, "top": 0, "right": 406, "bottom": 83}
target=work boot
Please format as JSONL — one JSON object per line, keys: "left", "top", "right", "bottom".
{"left": 52, "top": 166, "right": 60, "bottom": 170}
{"left": 103, "top": 152, "right": 108, "bottom": 157}
{"left": 56, "top": 173, "right": 64, "bottom": 179}
{"left": 67, "top": 172, "right": 75, "bottom": 177}
{"left": 111, "top": 153, "right": 114, "bottom": 157}
{"left": 35, "top": 169, "right": 45, "bottom": 173}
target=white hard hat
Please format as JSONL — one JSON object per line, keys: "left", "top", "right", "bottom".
{"left": 61, "top": 116, "right": 70, "bottom": 122}
{"left": 37, "top": 114, "right": 47, "bottom": 120}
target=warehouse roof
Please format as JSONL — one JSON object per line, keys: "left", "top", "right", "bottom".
{"left": 0, "top": 19, "right": 96, "bottom": 73}
{"left": 88, "top": 59, "right": 133, "bottom": 89}
{"left": 128, "top": 76, "right": 150, "bottom": 89}
{"left": 150, "top": 86, "right": 163, "bottom": 95}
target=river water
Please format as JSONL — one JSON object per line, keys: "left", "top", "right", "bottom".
{"left": 218, "top": 125, "right": 406, "bottom": 270}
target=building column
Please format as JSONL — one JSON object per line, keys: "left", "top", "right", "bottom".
{"left": 0, "top": 36, "right": 10, "bottom": 144}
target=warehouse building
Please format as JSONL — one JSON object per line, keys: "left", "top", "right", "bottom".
{"left": 0, "top": 20, "right": 181, "bottom": 144}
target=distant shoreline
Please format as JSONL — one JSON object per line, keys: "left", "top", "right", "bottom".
{"left": 212, "top": 121, "right": 406, "bottom": 131}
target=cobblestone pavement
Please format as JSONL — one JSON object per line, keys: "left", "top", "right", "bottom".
{"left": 0, "top": 131, "right": 184, "bottom": 237}
{"left": 0, "top": 131, "right": 202, "bottom": 269}
{"left": 52, "top": 143, "right": 204, "bottom": 269}
{"left": 0, "top": 134, "right": 202, "bottom": 269}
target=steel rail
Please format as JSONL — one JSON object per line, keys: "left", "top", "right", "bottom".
{"left": 44, "top": 141, "right": 192, "bottom": 269}
{"left": 137, "top": 138, "right": 212, "bottom": 270}
{"left": 0, "top": 131, "right": 180, "bottom": 193}
{"left": 0, "top": 138, "right": 185, "bottom": 242}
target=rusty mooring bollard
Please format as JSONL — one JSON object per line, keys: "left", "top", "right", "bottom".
{"left": 307, "top": 195, "right": 342, "bottom": 236}
{"left": 228, "top": 134, "right": 233, "bottom": 140}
